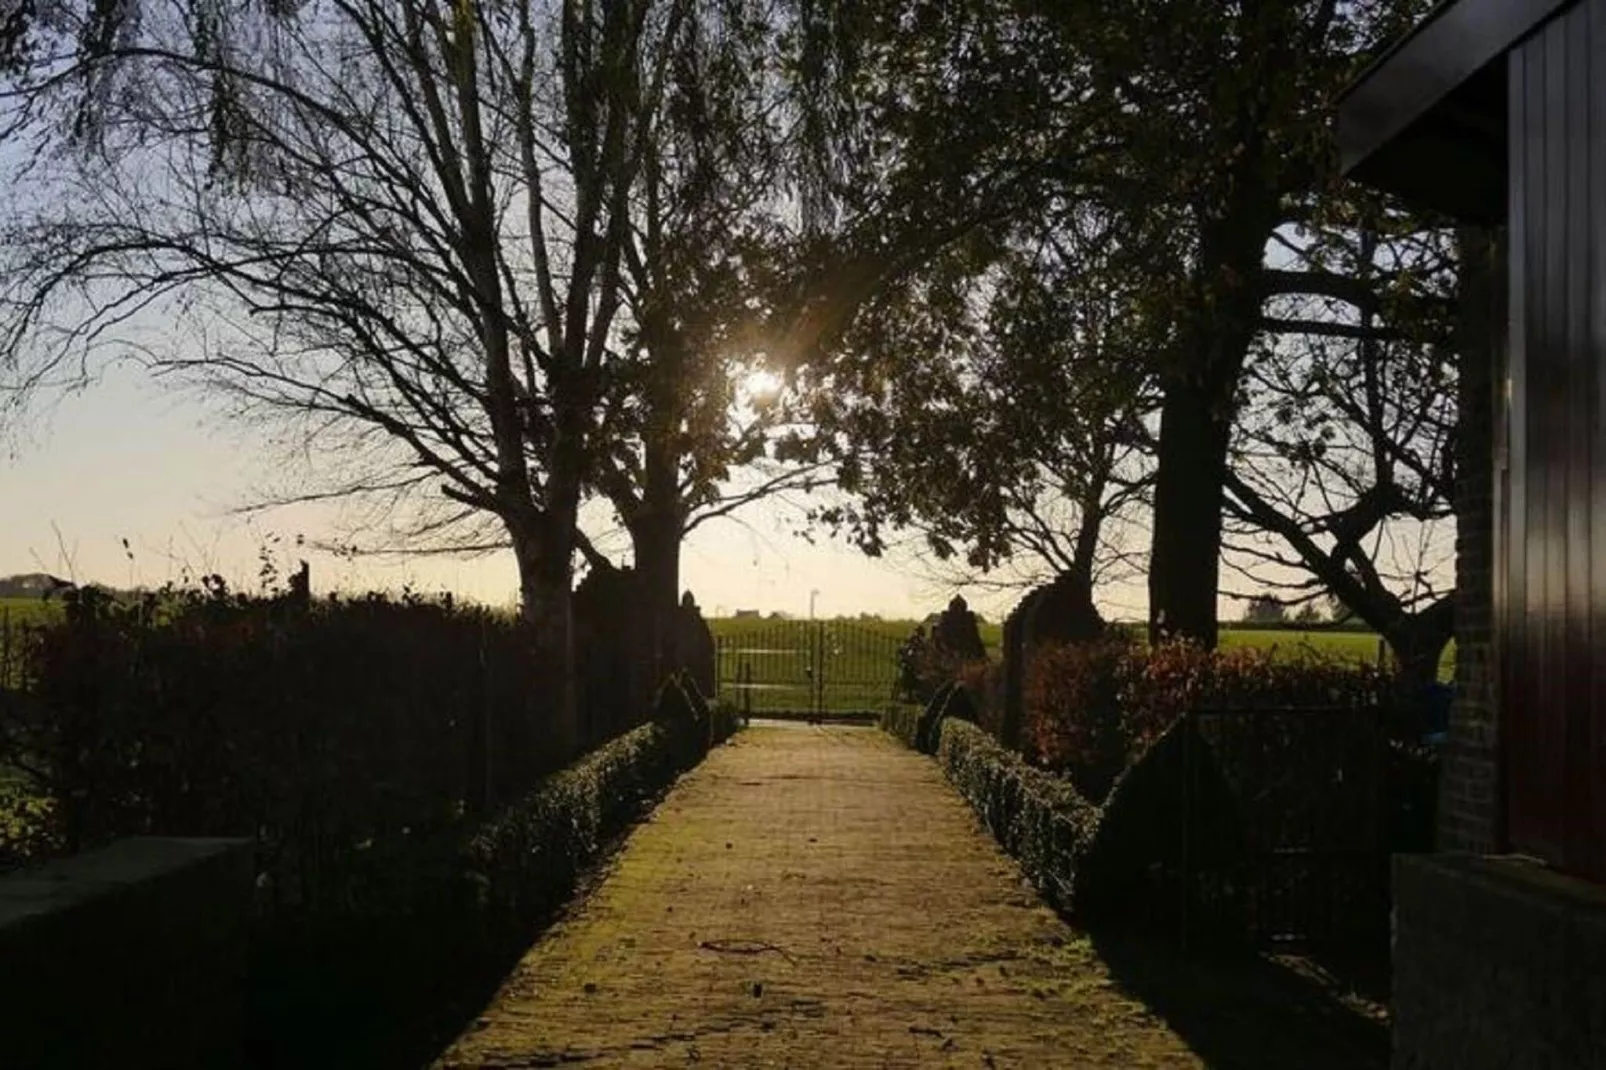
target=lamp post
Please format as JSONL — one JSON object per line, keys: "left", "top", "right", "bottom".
{"left": 809, "top": 589, "right": 820, "bottom": 621}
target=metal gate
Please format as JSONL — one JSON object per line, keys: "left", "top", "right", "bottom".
{"left": 715, "top": 620, "right": 904, "bottom": 719}
{"left": 1180, "top": 705, "right": 1390, "bottom": 953}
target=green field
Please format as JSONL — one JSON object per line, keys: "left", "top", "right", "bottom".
{"left": 707, "top": 617, "right": 1452, "bottom": 714}
{"left": 0, "top": 597, "right": 63, "bottom": 626}
{"left": 709, "top": 617, "right": 923, "bottom": 714}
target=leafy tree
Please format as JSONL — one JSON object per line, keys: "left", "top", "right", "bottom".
{"left": 569, "top": 1, "right": 828, "bottom": 685}
{"left": 785, "top": 0, "right": 1434, "bottom": 649}
{"left": 1241, "top": 594, "right": 1287, "bottom": 625}
{"left": 1047, "top": 0, "right": 1435, "bottom": 646}
{"left": 811, "top": 204, "right": 1157, "bottom": 599}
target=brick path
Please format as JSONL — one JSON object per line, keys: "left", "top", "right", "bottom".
{"left": 436, "top": 723, "right": 1202, "bottom": 1068}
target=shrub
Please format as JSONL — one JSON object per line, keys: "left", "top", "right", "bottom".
{"left": 957, "top": 659, "right": 1003, "bottom": 736}
{"left": 1075, "top": 717, "right": 1250, "bottom": 948}
{"left": 463, "top": 721, "right": 683, "bottom": 928}
{"left": 709, "top": 699, "right": 744, "bottom": 746}
{"left": 1022, "top": 638, "right": 1390, "bottom": 802}
{"left": 897, "top": 624, "right": 992, "bottom": 704}
{"left": 1128, "top": 639, "right": 1388, "bottom": 722}
{"left": 894, "top": 626, "right": 942, "bottom": 704}
{"left": 0, "top": 776, "right": 58, "bottom": 872}
{"left": 1022, "top": 637, "right": 1137, "bottom": 801}
{"left": 934, "top": 719, "right": 1099, "bottom": 912}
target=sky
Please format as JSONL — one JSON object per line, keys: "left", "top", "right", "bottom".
{"left": 2, "top": 361, "right": 1128, "bottom": 623}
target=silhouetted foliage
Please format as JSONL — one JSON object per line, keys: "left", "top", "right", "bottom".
{"left": 0, "top": 580, "right": 564, "bottom": 899}
{"left": 1024, "top": 639, "right": 1390, "bottom": 802}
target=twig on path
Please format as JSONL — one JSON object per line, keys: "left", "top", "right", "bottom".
{"left": 697, "top": 939, "right": 797, "bottom": 965}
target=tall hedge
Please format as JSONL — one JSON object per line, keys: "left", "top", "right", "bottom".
{"left": 0, "top": 582, "right": 630, "bottom": 903}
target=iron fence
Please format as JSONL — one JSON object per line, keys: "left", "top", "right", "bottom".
{"left": 1177, "top": 704, "right": 1390, "bottom": 954}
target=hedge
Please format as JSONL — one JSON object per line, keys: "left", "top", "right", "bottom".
{"left": 880, "top": 702, "right": 922, "bottom": 749}
{"left": 933, "top": 718, "right": 1100, "bottom": 913}
{"left": 463, "top": 721, "right": 681, "bottom": 926}
{"left": 0, "top": 582, "right": 561, "bottom": 890}
{"left": 247, "top": 683, "right": 738, "bottom": 1067}
{"left": 897, "top": 681, "right": 1420, "bottom": 953}
{"left": 462, "top": 673, "right": 740, "bottom": 929}
{"left": 900, "top": 714, "right": 1248, "bottom": 940}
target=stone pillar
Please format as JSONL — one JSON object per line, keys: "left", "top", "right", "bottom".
{"left": 931, "top": 595, "right": 987, "bottom": 664}
{"left": 676, "top": 591, "right": 716, "bottom": 700}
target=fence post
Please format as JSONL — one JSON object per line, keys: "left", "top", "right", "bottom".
{"left": 477, "top": 616, "right": 493, "bottom": 815}
{"left": 1180, "top": 710, "right": 1193, "bottom": 959}
{"left": 816, "top": 622, "right": 826, "bottom": 718}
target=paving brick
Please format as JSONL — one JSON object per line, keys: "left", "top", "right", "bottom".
{"left": 435, "top": 725, "right": 1201, "bottom": 1069}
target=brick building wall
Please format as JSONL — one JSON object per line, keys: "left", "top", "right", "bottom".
{"left": 1439, "top": 226, "right": 1502, "bottom": 854}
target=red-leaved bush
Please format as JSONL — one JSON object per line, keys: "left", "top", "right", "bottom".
{"left": 1024, "top": 638, "right": 1388, "bottom": 802}
{"left": 957, "top": 658, "right": 1004, "bottom": 735}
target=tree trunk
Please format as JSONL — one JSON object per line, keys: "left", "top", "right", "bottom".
{"left": 629, "top": 368, "right": 690, "bottom": 692}
{"left": 1148, "top": 365, "right": 1238, "bottom": 648}
{"left": 1147, "top": 203, "right": 1274, "bottom": 649}
{"left": 629, "top": 512, "right": 683, "bottom": 687}
{"left": 1380, "top": 596, "right": 1455, "bottom": 733}
{"left": 510, "top": 505, "right": 581, "bottom": 762}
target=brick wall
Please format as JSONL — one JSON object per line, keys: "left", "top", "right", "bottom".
{"left": 1392, "top": 853, "right": 1606, "bottom": 1069}
{"left": 1439, "top": 226, "right": 1502, "bottom": 854}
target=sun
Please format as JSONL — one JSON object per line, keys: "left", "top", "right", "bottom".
{"left": 742, "top": 368, "right": 783, "bottom": 403}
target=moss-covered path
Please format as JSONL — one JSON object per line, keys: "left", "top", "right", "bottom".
{"left": 436, "top": 723, "right": 1203, "bottom": 1068}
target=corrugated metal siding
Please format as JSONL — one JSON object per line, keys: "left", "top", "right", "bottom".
{"left": 1502, "top": 0, "right": 1606, "bottom": 882}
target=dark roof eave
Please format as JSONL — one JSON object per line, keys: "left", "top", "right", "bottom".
{"left": 1336, "top": 0, "right": 1575, "bottom": 177}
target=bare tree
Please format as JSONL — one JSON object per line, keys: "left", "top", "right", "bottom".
{"left": 1225, "top": 219, "right": 1461, "bottom": 690}
{"left": 0, "top": 0, "right": 732, "bottom": 749}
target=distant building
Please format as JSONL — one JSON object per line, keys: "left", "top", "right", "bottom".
{"left": 732, "top": 608, "right": 761, "bottom": 619}
{"left": 0, "top": 573, "right": 74, "bottom": 599}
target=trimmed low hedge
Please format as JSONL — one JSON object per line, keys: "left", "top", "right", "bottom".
{"left": 464, "top": 674, "right": 738, "bottom": 929}
{"left": 463, "top": 721, "right": 682, "bottom": 927}
{"left": 934, "top": 719, "right": 1099, "bottom": 912}
{"left": 900, "top": 696, "right": 1412, "bottom": 953}
{"left": 906, "top": 715, "right": 1249, "bottom": 942}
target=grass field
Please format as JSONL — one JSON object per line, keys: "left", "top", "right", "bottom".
{"left": 709, "top": 618, "right": 923, "bottom": 714}
{"left": 708, "top": 617, "right": 1452, "bottom": 714}
{"left": 0, "top": 597, "right": 63, "bottom": 626}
